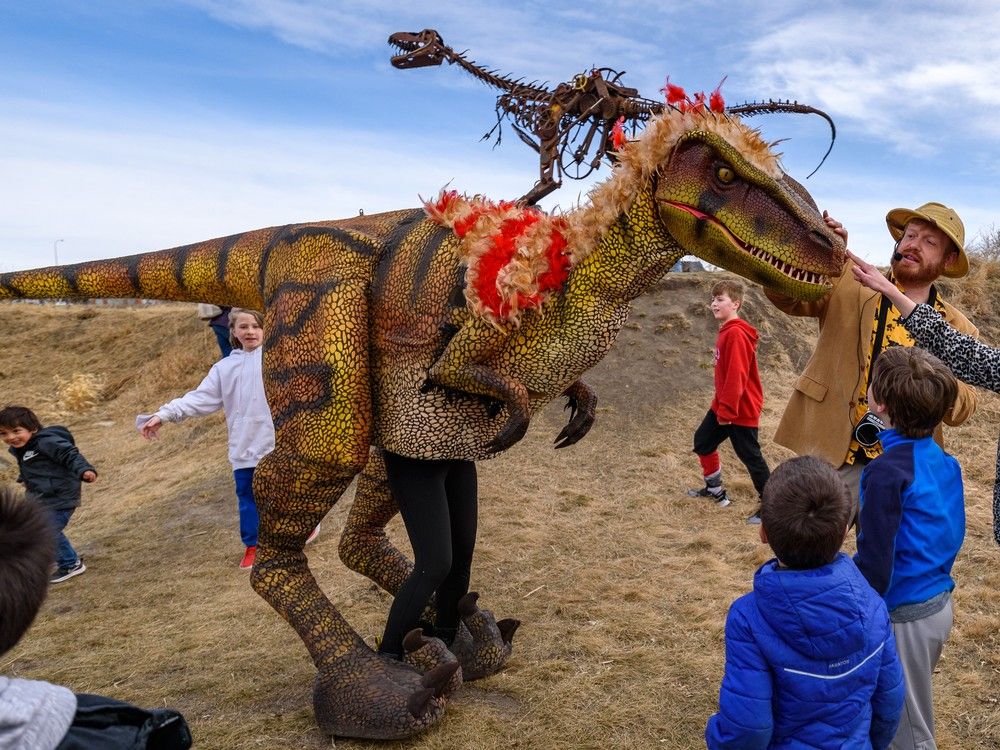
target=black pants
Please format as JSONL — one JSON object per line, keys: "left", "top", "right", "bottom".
{"left": 378, "top": 451, "right": 478, "bottom": 657}
{"left": 693, "top": 409, "right": 770, "bottom": 498}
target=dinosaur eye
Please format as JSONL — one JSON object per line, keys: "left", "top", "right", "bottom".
{"left": 716, "top": 165, "right": 736, "bottom": 184}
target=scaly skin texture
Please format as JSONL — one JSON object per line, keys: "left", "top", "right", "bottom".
{"left": 0, "top": 108, "right": 845, "bottom": 740}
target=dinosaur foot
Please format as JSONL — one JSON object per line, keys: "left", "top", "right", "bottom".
{"left": 450, "top": 591, "right": 521, "bottom": 680}
{"left": 313, "top": 643, "right": 460, "bottom": 740}
{"left": 403, "top": 628, "right": 464, "bottom": 699}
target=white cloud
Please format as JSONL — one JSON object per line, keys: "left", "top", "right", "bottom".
{"left": 742, "top": 3, "right": 1000, "bottom": 152}
{"left": 176, "top": 0, "right": 678, "bottom": 91}
{"left": 0, "top": 103, "right": 533, "bottom": 271}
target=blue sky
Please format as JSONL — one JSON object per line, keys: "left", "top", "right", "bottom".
{"left": 2, "top": 0, "right": 999, "bottom": 271}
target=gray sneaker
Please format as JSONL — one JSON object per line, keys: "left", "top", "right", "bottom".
{"left": 687, "top": 486, "right": 730, "bottom": 507}
{"left": 746, "top": 511, "right": 762, "bottom": 525}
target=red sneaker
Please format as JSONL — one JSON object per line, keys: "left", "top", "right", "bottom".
{"left": 239, "top": 546, "right": 256, "bottom": 569}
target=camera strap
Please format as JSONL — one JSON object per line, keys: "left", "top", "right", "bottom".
{"left": 866, "top": 294, "right": 894, "bottom": 388}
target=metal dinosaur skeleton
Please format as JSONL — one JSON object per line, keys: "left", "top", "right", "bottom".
{"left": 0, "top": 52, "right": 846, "bottom": 741}
{"left": 388, "top": 28, "right": 836, "bottom": 205}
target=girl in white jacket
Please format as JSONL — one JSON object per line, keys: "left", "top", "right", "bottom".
{"left": 137, "top": 308, "right": 314, "bottom": 569}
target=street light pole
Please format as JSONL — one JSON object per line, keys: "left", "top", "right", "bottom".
{"left": 53, "top": 238, "right": 64, "bottom": 265}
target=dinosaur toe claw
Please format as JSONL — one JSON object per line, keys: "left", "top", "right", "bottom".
{"left": 449, "top": 592, "right": 517, "bottom": 680}
{"left": 497, "top": 617, "right": 521, "bottom": 645}
{"left": 403, "top": 628, "right": 463, "bottom": 700}
{"left": 403, "top": 627, "right": 428, "bottom": 653}
{"left": 457, "top": 591, "right": 481, "bottom": 617}
{"left": 313, "top": 645, "right": 448, "bottom": 739}
{"left": 407, "top": 688, "right": 436, "bottom": 719}
{"left": 422, "top": 661, "right": 462, "bottom": 698}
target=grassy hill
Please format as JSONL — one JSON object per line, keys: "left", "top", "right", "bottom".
{"left": 2, "top": 266, "right": 999, "bottom": 749}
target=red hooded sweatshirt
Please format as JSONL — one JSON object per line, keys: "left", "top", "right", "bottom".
{"left": 711, "top": 317, "right": 764, "bottom": 427}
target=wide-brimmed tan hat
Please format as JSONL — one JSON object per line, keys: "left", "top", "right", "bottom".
{"left": 885, "top": 201, "right": 969, "bottom": 278}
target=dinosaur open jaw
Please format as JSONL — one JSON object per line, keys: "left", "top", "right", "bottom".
{"left": 662, "top": 201, "right": 829, "bottom": 286}
{"left": 388, "top": 31, "right": 444, "bottom": 68}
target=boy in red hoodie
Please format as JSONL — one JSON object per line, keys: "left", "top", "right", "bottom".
{"left": 687, "top": 280, "right": 770, "bottom": 524}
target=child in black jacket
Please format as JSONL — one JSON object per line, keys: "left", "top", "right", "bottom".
{"left": 0, "top": 405, "right": 96, "bottom": 582}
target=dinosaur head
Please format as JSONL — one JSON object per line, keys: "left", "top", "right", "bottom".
{"left": 388, "top": 30, "right": 447, "bottom": 69}
{"left": 597, "top": 105, "right": 845, "bottom": 301}
{"left": 653, "top": 126, "right": 845, "bottom": 300}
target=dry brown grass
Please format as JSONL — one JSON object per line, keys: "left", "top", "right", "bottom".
{"left": 1, "top": 274, "right": 999, "bottom": 749}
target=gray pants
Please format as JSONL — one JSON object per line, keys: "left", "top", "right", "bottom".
{"left": 889, "top": 598, "right": 954, "bottom": 750}
{"left": 837, "top": 462, "right": 864, "bottom": 526}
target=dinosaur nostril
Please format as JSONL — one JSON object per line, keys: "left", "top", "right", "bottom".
{"left": 809, "top": 229, "right": 834, "bottom": 250}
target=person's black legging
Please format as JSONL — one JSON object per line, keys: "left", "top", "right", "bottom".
{"left": 378, "top": 450, "right": 478, "bottom": 658}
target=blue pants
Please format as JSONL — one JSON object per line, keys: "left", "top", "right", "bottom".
{"left": 232, "top": 468, "right": 260, "bottom": 547}
{"left": 51, "top": 508, "right": 80, "bottom": 570}
{"left": 211, "top": 324, "right": 233, "bottom": 359}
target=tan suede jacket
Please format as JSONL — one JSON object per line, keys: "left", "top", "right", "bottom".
{"left": 764, "top": 269, "right": 978, "bottom": 466}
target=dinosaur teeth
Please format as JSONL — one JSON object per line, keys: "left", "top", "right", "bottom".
{"left": 744, "top": 243, "right": 821, "bottom": 285}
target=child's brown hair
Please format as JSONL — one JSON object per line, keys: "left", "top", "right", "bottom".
{"left": 869, "top": 346, "right": 958, "bottom": 439}
{"left": 760, "top": 455, "right": 851, "bottom": 569}
{"left": 711, "top": 279, "right": 745, "bottom": 305}
{"left": 0, "top": 486, "right": 53, "bottom": 655}
{"left": 0, "top": 405, "right": 42, "bottom": 433}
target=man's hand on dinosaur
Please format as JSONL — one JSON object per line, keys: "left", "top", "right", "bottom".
{"left": 822, "top": 210, "right": 848, "bottom": 245}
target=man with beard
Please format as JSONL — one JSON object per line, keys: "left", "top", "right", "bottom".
{"left": 764, "top": 202, "right": 978, "bottom": 505}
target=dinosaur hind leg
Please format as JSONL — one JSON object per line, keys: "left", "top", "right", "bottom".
{"left": 338, "top": 447, "right": 413, "bottom": 595}
{"left": 250, "top": 269, "right": 453, "bottom": 739}
{"left": 252, "top": 453, "right": 457, "bottom": 740}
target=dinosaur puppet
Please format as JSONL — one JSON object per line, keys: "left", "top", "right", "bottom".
{"left": 0, "top": 87, "right": 846, "bottom": 739}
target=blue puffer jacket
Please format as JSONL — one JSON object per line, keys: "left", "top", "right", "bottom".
{"left": 706, "top": 554, "right": 904, "bottom": 749}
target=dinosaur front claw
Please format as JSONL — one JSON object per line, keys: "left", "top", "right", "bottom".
{"left": 312, "top": 646, "right": 451, "bottom": 740}
{"left": 485, "top": 410, "right": 530, "bottom": 454}
{"left": 554, "top": 380, "right": 597, "bottom": 448}
{"left": 450, "top": 592, "right": 519, "bottom": 680}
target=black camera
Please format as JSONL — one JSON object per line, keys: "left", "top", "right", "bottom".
{"left": 853, "top": 411, "right": 886, "bottom": 448}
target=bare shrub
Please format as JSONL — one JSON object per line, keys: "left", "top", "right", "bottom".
{"left": 969, "top": 223, "right": 1000, "bottom": 263}
{"left": 54, "top": 372, "right": 104, "bottom": 412}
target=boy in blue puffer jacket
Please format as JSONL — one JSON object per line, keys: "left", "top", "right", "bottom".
{"left": 706, "top": 455, "right": 904, "bottom": 749}
{"left": 855, "top": 346, "right": 964, "bottom": 750}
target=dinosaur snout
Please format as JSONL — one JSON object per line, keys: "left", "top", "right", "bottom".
{"left": 388, "top": 29, "right": 446, "bottom": 68}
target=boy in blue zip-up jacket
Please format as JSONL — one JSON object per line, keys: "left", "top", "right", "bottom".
{"left": 706, "top": 455, "right": 904, "bottom": 749}
{"left": 855, "top": 346, "right": 963, "bottom": 750}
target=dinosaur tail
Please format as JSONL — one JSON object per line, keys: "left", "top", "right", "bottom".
{"left": 0, "top": 228, "right": 275, "bottom": 308}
